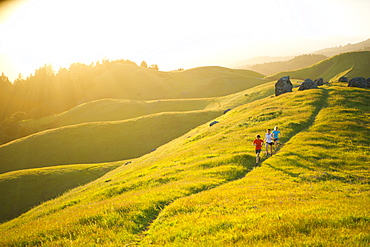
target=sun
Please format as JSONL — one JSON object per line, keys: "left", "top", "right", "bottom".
{"left": 0, "top": 0, "right": 154, "bottom": 79}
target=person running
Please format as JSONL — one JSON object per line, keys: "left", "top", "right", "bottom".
{"left": 272, "top": 126, "right": 281, "bottom": 152}
{"left": 265, "top": 129, "right": 274, "bottom": 156}
{"left": 253, "top": 135, "right": 264, "bottom": 165}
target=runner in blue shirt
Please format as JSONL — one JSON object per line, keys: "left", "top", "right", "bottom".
{"left": 272, "top": 126, "right": 281, "bottom": 152}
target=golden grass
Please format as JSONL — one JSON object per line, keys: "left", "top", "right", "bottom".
{"left": 0, "top": 79, "right": 276, "bottom": 223}
{"left": 141, "top": 86, "right": 370, "bottom": 246}
{"left": 0, "top": 79, "right": 368, "bottom": 246}
{"left": 0, "top": 86, "right": 334, "bottom": 246}
{"left": 1, "top": 80, "right": 277, "bottom": 174}
{"left": 0, "top": 110, "right": 222, "bottom": 174}
{"left": 0, "top": 162, "right": 121, "bottom": 223}
{"left": 90, "top": 64, "right": 267, "bottom": 100}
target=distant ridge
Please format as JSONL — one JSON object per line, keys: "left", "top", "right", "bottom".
{"left": 231, "top": 56, "right": 294, "bottom": 68}
{"left": 232, "top": 38, "right": 370, "bottom": 75}
{"left": 312, "top": 38, "right": 370, "bottom": 57}
{"left": 243, "top": 54, "right": 328, "bottom": 76}
{"left": 268, "top": 51, "right": 370, "bottom": 81}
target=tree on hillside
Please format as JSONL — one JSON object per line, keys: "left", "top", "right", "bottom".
{"left": 140, "top": 61, "right": 148, "bottom": 68}
{"left": 0, "top": 111, "right": 27, "bottom": 144}
{"left": 14, "top": 73, "right": 24, "bottom": 84}
{"left": 0, "top": 57, "right": 152, "bottom": 125}
{"left": 0, "top": 73, "right": 13, "bottom": 120}
{"left": 149, "top": 64, "right": 159, "bottom": 70}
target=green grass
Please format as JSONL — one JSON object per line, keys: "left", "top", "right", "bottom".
{"left": 0, "top": 162, "right": 121, "bottom": 223}
{"left": 0, "top": 76, "right": 369, "bottom": 246}
{"left": 0, "top": 80, "right": 276, "bottom": 174}
{"left": 0, "top": 110, "right": 221, "bottom": 173}
{"left": 0, "top": 79, "right": 277, "bottom": 222}
{"left": 0, "top": 86, "right": 340, "bottom": 246}
{"left": 141, "top": 86, "right": 370, "bottom": 246}
{"left": 268, "top": 51, "right": 370, "bottom": 82}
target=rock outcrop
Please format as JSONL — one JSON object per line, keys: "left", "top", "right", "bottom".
{"left": 275, "top": 76, "right": 293, "bottom": 96}
{"left": 209, "top": 121, "right": 219, "bottom": 127}
{"left": 298, "top": 79, "right": 318, "bottom": 91}
{"left": 314, "top": 78, "right": 324, "bottom": 86}
{"left": 338, "top": 77, "right": 348, "bottom": 82}
{"left": 348, "top": 77, "right": 369, "bottom": 88}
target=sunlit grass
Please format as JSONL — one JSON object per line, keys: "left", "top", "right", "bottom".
{"left": 0, "top": 85, "right": 369, "bottom": 246}
{"left": 0, "top": 162, "right": 121, "bottom": 223}
{"left": 141, "top": 86, "right": 370, "bottom": 246}
{"left": 0, "top": 78, "right": 274, "bottom": 175}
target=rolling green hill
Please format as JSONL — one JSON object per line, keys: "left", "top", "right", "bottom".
{"left": 0, "top": 80, "right": 279, "bottom": 223}
{"left": 1, "top": 82, "right": 368, "bottom": 246}
{"left": 0, "top": 162, "right": 121, "bottom": 223}
{"left": 0, "top": 80, "right": 278, "bottom": 175}
{"left": 1, "top": 64, "right": 267, "bottom": 122}
{"left": 0, "top": 81, "right": 279, "bottom": 222}
{"left": 268, "top": 51, "right": 370, "bottom": 82}
{"left": 17, "top": 98, "right": 215, "bottom": 138}
{"left": 0, "top": 110, "right": 222, "bottom": 174}
{"left": 1, "top": 65, "right": 268, "bottom": 145}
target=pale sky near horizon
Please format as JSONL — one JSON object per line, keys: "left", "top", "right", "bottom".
{"left": 0, "top": 0, "right": 370, "bottom": 81}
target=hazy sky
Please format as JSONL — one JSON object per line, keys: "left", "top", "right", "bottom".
{"left": 1, "top": 0, "right": 370, "bottom": 81}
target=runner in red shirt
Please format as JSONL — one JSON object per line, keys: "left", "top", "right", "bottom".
{"left": 253, "top": 135, "right": 264, "bottom": 166}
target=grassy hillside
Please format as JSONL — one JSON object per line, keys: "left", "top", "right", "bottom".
{"left": 1, "top": 64, "right": 267, "bottom": 122}
{"left": 268, "top": 51, "right": 370, "bottom": 82}
{"left": 0, "top": 80, "right": 278, "bottom": 174}
{"left": 2, "top": 83, "right": 368, "bottom": 246}
{"left": 1, "top": 65, "right": 268, "bottom": 145}
{"left": 91, "top": 65, "right": 266, "bottom": 100}
{"left": 20, "top": 79, "right": 275, "bottom": 133}
{"left": 0, "top": 162, "right": 121, "bottom": 223}
{"left": 142, "top": 86, "right": 370, "bottom": 246}
{"left": 18, "top": 98, "right": 215, "bottom": 136}
{"left": 0, "top": 110, "right": 221, "bottom": 174}
{"left": 0, "top": 81, "right": 279, "bottom": 222}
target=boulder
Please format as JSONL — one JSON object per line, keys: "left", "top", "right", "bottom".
{"left": 348, "top": 77, "right": 369, "bottom": 88}
{"left": 298, "top": 79, "right": 318, "bottom": 91}
{"left": 223, "top": 109, "right": 231, "bottom": 114}
{"left": 275, "top": 76, "right": 293, "bottom": 96}
{"left": 314, "top": 78, "right": 324, "bottom": 86}
{"left": 209, "top": 121, "right": 219, "bottom": 127}
{"left": 338, "top": 77, "right": 348, "bottom": 82}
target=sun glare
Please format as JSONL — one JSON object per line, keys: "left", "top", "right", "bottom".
{"left": 0, "top": 0, "right": 286, "bottom": 77}
{"left": 0, "top": 0, "right": 370, "bottom": 81}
